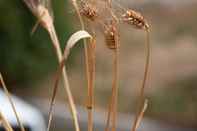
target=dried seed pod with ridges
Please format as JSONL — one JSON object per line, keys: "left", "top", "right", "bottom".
{"left": 122, "top": 10, "right": 149, "bottom": 30}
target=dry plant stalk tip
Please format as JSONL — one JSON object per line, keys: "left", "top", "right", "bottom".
{"left": 0, "top": 73, "right": 25, "bottom": 131}
{"left": 23, "top": 1, "right": 80, "bottom": 131}
{"left": 0, "top": 111, "right": 14, "bottom": 131}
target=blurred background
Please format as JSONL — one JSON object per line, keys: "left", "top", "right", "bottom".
{"left": 0, "top": 0, "right": 197, "bottom": 130}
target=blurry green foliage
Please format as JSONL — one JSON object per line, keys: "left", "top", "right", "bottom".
{"left": 0, "top": 0, "right": 73, "bottom": 86}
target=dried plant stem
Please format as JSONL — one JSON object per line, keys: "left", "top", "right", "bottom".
{"left": 0, "top": 111, "right": 13, "bottom": 131}
{"left": 85, "top": 42, "right": 93, "bottom": 131}
{"left": 104, "top": 88, "right": 113, "bottom": 131}
{"left": 47, "top": 26, "right": 80, "bottom": 131}
{"left": 131, "top": 29, "right": 150, "bottom": 131}
{"left": 105, "top": 42, "right": 119, "bottom": 131}
{"left": 111, "top": 48, "right": 119, "bottom": 131}
{"left": 71, "top": 1, "right": 95, "bottom": 131}
{"left": 86, "top": 39, "right": 96, "bottom": 131}
{"left": 0, "top": 73, "right": 25, "bottom": 131}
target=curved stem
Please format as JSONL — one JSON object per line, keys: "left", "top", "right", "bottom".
{"left": 131, "top": 29, "right": 150, "bottom": 131}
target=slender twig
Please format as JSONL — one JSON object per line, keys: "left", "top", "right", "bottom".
{"left": 0, "top": 73, "right": 25, "bottom": 131}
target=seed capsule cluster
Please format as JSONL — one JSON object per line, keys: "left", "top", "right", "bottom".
{"left": 104, "top": 22, "right": 118, "bottom": 50}
{"left": 80, "top": 1, "right": 98, "bottom": 21}
{"left": 122, "top": 10, "right": 149, "bottom": 30}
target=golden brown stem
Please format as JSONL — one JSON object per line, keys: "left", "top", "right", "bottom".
{"left": 86, "top": 39, "right": 96, "bottom": 131}
{"left": 105, "top": 38, "right": 119, "bottom": 131}
{"left": 71, "top": 1, "right": 95, "bottom": 131}
{"left": 131, "top": 29, "right": 150, "bottom": 131}
{"left": 0, "top": 73, "right": 25, "bottom": 131}
{"left": 111, "top": 44, "right": 119, "bottom": 131}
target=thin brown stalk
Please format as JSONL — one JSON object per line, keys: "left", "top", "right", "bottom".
{"left": 104, "top": 20, "right": 119, "bottom": 131}
{"left": 131, "top": 29, "right": 150, "bottom": 131}
{"left": 86, "top": 38, "right": 96, "bottom": 131}
{"left": 105, "top": 43, "right": 119, "bottom": 131}
{"left": 104, "top": 87, "right": 114, "bottom": 131}
{"left": 0, "top": 73, "right": 25, "bottom": 131}
{"left": 71, "top": 1, "right": 95, "bottom": 131}
{"left": 0, "top": 111, "right": 13, "bottom": 131}
{"left": 111, "top": 46, "right": 119, "bottom": 131}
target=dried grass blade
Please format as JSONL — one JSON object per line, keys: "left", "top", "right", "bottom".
{"left": 0, "top": 73, "right": 25, "bottom": 131}
{"left": 47, "top": 30, "right": 93, "bottom": 131}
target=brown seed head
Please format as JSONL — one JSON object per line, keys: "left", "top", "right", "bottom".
{"left": 80, "top": 1, "right": 98, "bottom": 21}
{"left": 122, "top": 10, "right": 149, "bottom": 30}
{"left": 104, "top": 21, "right": 119, "bottom": 50}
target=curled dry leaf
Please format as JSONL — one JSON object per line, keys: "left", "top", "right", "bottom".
{"left": 47, "top": 30, "right": 93, "bottom": 131}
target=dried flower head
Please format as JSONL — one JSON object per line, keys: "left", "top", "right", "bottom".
{"left": 23, "top": 0, "right": 53, "bottom": 30}
{"left": 104, "top": 21, "right": 119, "bottom": 50}
{"left": 79, "top": 1, "right": 98, "bottom": 21}
{"left": 122, "top": 10, "right": 149, "bottom": 30}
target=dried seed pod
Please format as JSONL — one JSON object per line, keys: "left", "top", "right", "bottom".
{"left": 80, "top": 1, "right": 98, "bottom": 21}
{"left": 122, "top": 10, "right": 149, "bottom": 30}
{"left": 104, "top": 21, "right": 119, "bottom": 50}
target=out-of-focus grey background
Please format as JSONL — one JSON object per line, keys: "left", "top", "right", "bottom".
{"left": 0, "top": 0, "right": 197, "bottom": 130}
